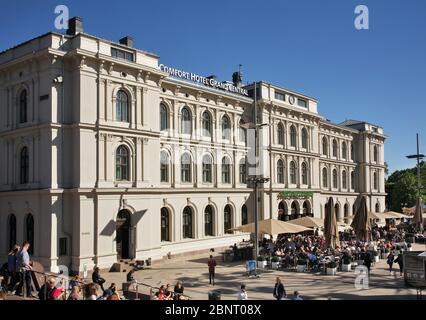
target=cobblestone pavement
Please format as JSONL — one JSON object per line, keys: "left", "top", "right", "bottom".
{"left": 100, "top": 244, "right": 424, "bottom": 300}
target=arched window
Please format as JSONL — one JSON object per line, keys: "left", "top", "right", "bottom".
{"left": 322, "top": 137, "right": 328, "bottom": 156}
{"left": 290, "top": 201, "right": 298, "bottom": 220}
{"left": 342, "top": 142, "right": 347, "bottom": 160}
{"left": 182, "top": 207, "right": 193, "bottom": 239}
{"left": 202, "top": 111, "right": 212, "bottom": 137}
{"left": 373, "top": 172, "right": 378, "bottom": 190}
{"left": 204, "top": 205, "right": 214, "bottom": 236}
{"left": 290, "top": 125, "right": 297, "bottom": 147}
{"left": 115, "top": 146, "right": 130, "bottom": 180}
{"left": 202, "top": 154, "right": 213, "bottom": 183}
{"left": 181, "top": 107, "right": 192, "bottom": 134}
{"left": 289, "top": 161, "right": 296, "bottom": 184}
{"left": 241, "top": 204, "right": 248, "bottom": 225}
{"left": 277, "top": 123, "right": 284, "bottom": 145}
{"left": 322, "top": 167, "right": 328, "bottom": 188}
{"left": 239, "top": 119, "right": 247, "bottom": 144}
{"left": 352, "top": 204, "right": 356, "bottom": 216}
{"left": 19, "top": 90, "right": 28, "bottom": 124}
{"left": 301, "top": 162, "right": 308, "bottom": 185}
{"left": 160, "top": 151, "right": 169, "bottom": 183}
{"left": 302, "top": 201, "right": 310, "bottom": 216}
{"left": 221, "top": 157, "right": 231, "bottom": 184}
{"left": 224, "top": 205, "right": 233, "bottom": 234}
{"left": 181, "top": 153, "right": 192, "bottom": 183}
{"left": 301, "top": 128, "right": 308, "bottom": 149}
{"left": 277, "top": 159, "right": 284, "bottom": 184}
{"left": 239, "top": 158, "right": 247, "bottom": 184}
{"left": 8, "top": 214, "right": 17, "bottom": 251}
{"left": 335, "top": 203, "right": 341, "bottom": 222}
{"left": 332, "top": 139, "right": 338, "bottom": 157}
{"left": 25, "top": 214, "right": 34, "bottom": 254}
{"left": 20, "top": 146, "right": 29, "bottom": 184}
{"left": 116, "top": 90, "right": 129, "bottom": 122}
{"left": 350, "top": 144, "right": 354, "bottom": 160}
{"left": 278, "top": 201, "right": 288, "bottom": 221}
{"left": 332, "top": 169, "right": 338, "bottom": 188}
{"left": 344, "top": 204, "right": 349, "bottom": 222}
{"left": 373, "top": 145, "right": 378, "bottom": 162}
{"left": 221, "top": 115, "right": 231, "bottom": 140}
{"left": 161, "top": 208, "right": 170, "bottom": 242}
{"left": 342, "top": 170, "right": 347, "bottom": 189}
{"left": 351, "top": 171, "right": 355, "bottom": 189}
{"left": 375, "top": 203, "right": 380, "bottom": 213}
{"left": 160, "top": 103, "right": 168, "bottom": 131}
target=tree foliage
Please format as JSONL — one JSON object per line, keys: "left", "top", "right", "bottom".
{"left": 386, "top": 161, "right": 426, "bottom": 211}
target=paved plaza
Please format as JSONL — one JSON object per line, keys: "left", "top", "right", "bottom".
{"left": 100, "top": 244, "right": 424, "bottom": 300}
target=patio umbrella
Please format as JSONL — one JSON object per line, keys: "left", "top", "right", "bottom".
{"left": 290, "top": 216, "right": 324, "bottom": 229}
{"left": 324, "top": 197, "right": 338, "bottom": 249}
{"left": 230, "top": 218, "right": 311, "bottom": 235}
{"left": 350, "top": 196, "right": 372, "bottom": 241}
{"left": 413, "top": 197, "right": 424, "bottom": 233}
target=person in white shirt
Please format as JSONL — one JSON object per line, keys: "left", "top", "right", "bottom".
{"left": 237, "top": 284, "right": 248, "bottom": 300}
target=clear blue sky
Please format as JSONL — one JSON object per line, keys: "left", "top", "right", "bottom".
{"left": 1, "top": 0, "right": 425, "bottom": 174}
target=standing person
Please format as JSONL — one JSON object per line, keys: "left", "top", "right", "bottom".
{"left": 15, "top": 242, "right": 33, "bottom": 297}
{"left": 387, "top": 251, "right": 395, "bottom": 274}
{"left": 394, "top": 252, "right": 404, "bottom": 276}
{"left": 237, "top": 284, "right": 248, "bottom": 300}
{"left": 92, "top": 267, "right": 106, "bottom": 292}
{"left": 207, "top": 255, "right": 217, "bottom": 285}
{"left": 273, "top": 277, "right": 287, "bottom": 300}
{"left": 363, "top": 251, "right": 372, "bottom": 275}
{"left": 6, "top": 245, "right": 20, "bottom": 291}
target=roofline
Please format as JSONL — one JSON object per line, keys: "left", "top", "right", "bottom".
{"left": 0, "top": 31, "right": 159, "bottom": 59}
{"left": 244, "top": 81, "right": 318, "bottom": 102}
{"left": 319, "top": 119, "right": 360, "bottom": 134}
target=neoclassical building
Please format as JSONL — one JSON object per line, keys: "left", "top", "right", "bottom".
{"left": 0, "top": 18, "right": 386, "bottom": 272}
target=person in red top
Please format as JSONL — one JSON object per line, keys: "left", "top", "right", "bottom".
{"left": 207, "top": 255, "right": 217, "bottom": 285}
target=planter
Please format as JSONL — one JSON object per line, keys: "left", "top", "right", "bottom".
{"left": 271, "top": 262, "right": 279, "bottom": 269}
{"left": 296, "top": 265, "right": 306, "bottom": 272}
{"left": 342, "top": 264, "right": 351, "bottom": 272}
{"left": 326, "top": 267, "right": 337, "bottom": 276}
{"left": 258, "top": 261, "right": 267, "bottom": 269}
{"left": 374, "top": 256, "right": 379, "bottom": 263}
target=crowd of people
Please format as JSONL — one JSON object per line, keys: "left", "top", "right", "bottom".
{"left": 257, "top": 222, "right": 410, "bottom": 276}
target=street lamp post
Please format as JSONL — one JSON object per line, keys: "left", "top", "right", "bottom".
{"left": 406, "top": 134, "right": 424, "bottom": 199}
{"left": 247, "top": 176, "right": 270, "bottom": 271}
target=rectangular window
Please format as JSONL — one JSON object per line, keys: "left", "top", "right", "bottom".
{"left": 297, "top": 99, "right": 307, "bottom": 108}
{"left": 111, "top": 48, "right": 134, "bottom": 62}
{"left": 59, "top": 237, "right": 67, "bottom": 256}
{"left": 275, "top": 92, "right": 285, "bottom": 101}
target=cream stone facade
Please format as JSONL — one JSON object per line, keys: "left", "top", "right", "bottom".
{"left": 0, "top": 19, "right": 386, "bottom": 272}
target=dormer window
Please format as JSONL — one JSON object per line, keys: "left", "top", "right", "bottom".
{"left": 111, "top": 47, "right": 134, "bottom": 62}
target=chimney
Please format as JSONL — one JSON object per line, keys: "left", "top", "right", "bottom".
{"left": 119, "top": 36, "right": 134, "bottom": 48}
{"left": 66, "top": 17, "right": 84, "bottom": 36}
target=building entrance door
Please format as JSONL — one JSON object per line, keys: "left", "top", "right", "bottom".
{"left": 116, "top": 209, "right": 131, "bottom": 259}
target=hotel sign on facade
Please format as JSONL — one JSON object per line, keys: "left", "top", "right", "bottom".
{"left": 159, "top": 64, "right": 249, "bottom": 96}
